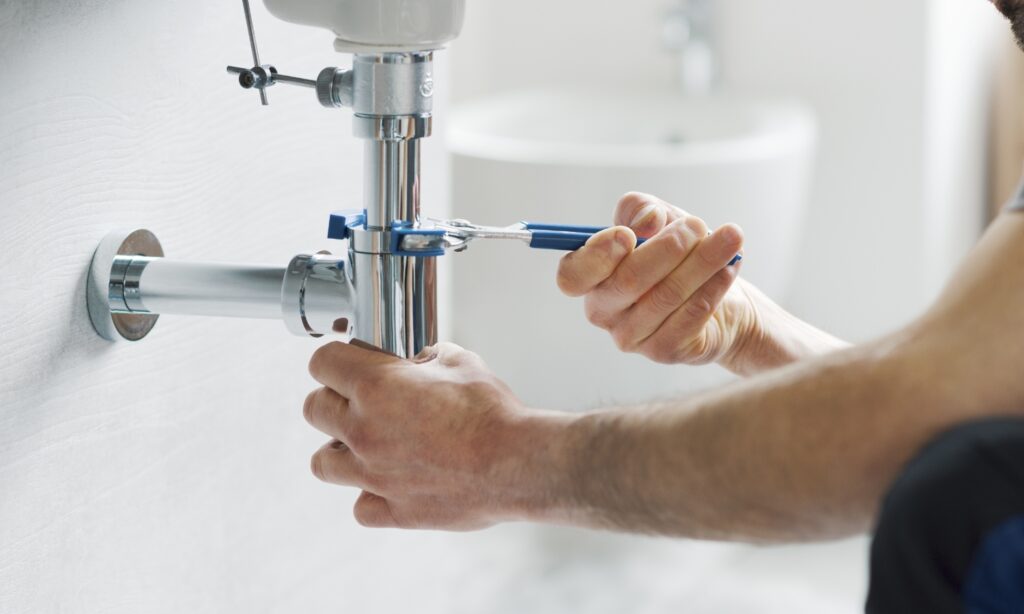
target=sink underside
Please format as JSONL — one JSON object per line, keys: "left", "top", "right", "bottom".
{"left": 448, "top": 89, "right": 816, "bottom": 167}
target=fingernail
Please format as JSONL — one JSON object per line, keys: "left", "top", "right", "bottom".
{"left": 728, "top": 254, "right": 743, "bottom": 266}
{"left": 629, "top": 204, "right": 657, "bottom": 228}
{"left": 613, "top": 229, "right": 635, "bottom": 253}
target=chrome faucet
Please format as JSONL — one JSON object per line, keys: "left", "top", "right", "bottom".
{"left": 662, "top": 0, "right": 716, "bottom": 95}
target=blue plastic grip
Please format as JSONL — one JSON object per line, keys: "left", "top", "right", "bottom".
{"left": 390, "top": 220, "right": 447, "bottom": 257}
{"left": 527, "top": 230, "right": 596, "bottom": 251}
{"left": 523, "top": 220, "right": 740, "bottom": 266}
{"left": 327, "top": 210, "right": 366, "bottom": 240}
{"left": 522, "top": 222, "right": 608, "bottom": 235}
{"left": 522, "top": 221, "right": 647, "bottom": 251}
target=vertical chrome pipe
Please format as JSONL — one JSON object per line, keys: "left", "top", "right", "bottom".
{"left": 355, "top": 136, "right": 436, "bottom": 357}
{"left": 349, "top": 51, "right": 437, "bottom": 359}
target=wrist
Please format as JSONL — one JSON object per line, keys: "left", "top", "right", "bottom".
{"left": 720, "top": 280, "right": 848, "bottom": 375}
{"left": 492, "top": 408, "right": 591, "bottom": 525}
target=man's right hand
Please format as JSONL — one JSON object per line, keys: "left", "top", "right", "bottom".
{"left": 556, "top": 192, "right": 846, "bottom": 374}
{"left": 555, "top": 192, "right": 756, "bottom": 369}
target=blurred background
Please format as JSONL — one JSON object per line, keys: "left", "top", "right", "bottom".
{"left": 0, "top": 0, "right": 1019, "bottom": 612}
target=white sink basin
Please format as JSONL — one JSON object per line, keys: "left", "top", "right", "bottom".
{"left": 447, "top": 89, "right": 817, "bottom": 408}
{"left": 448, "top": 89, "right": 815, "bottom": 170}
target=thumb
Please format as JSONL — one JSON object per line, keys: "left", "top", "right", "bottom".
{"left": 613, "top": 192, "right": 685, "bottom": 238}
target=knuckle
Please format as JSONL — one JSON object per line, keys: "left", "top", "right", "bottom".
{"left": 310, "top": 450, "right": 327, "bottom": 482}
{"left": 683, "top": 295, "right": 716, "bottom": 321}
{"left": 307, "top": 341, "right": 342, "bottom": 378}
{"left": 556, "top": 264, "right": 582, "bottom": 296}
{"left": 437, "top": 342, "right": 472, "bottom": 367}
{"left": 606, "top": 267, "right": 640, "bottom": 299}
{"left": 683, "top": 215, "right": 709, "bottom": 237}
{"left": 662, "top": 226, "right": 695, "bottom": 259}
{"left": 647, "top": 280, "right": 686, "bottom": 312}
{"left": 616, "top": 192, "right": 656, "bottom": 227}
{"left": 344, "top": 422, "right": 370, "bottom": 452}
{"left": 351, "top": 374, "right": 381, "bottom": 403}
{"left": 697, "top": 243, "right": 722, "bottom": 268}
{"left": 435, "top": 341, "right": 462, "bottom": 354}
{"left": 618, "top": 191, "right": 648, "bottom": 211}
{"left": 361, "top": 471, "right": 387, "bottom": 494}
{"left": 307, "top": 348, "right": 326, "bottom": 379}
{"left": 353, "top": 501, "right": 378, "bottom": 528}
{"left": 642, "top": 336, "right": 680, "bottom": 365}
{"left": 610, "top": 327, "right": 640, "bottom": 353}
{"left": 584, "top": 301, "right": 613, "bottom": 329}
{"left": 302, "top": 389, "right": 320, "bottom": 424}
{"left": 462, "top": 380, "right": 496, "bottom": 402}
{"left": 707, "top": 267, "right": 738, "bottom": 295}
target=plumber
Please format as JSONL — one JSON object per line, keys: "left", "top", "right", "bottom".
{"left": 302, "top": 1, "right": 1024, "bottom": 610}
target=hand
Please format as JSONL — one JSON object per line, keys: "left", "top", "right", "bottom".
{"left": 557, "top": 192, "right": 757, "bottom": 369}
{"left": 303, "top": 341, "right": 565, "bottom": 530}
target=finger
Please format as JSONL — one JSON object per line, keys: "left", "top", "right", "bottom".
{"left": 639, "top": 260, "right": 744, "bottom": 362}
{"left": 613, "top": 192, "right": 685, "bottom": 238}
{"left": 614, "top": 224, "right": 744, "bottom": 346}
{"left": 585, "top": 216, "right": 709, "bottom": 323}
{"left": 308, "top": 340, "right": 399, "bottom": 398}
{"left": 311, "top": 439, "right": 368, "bottom": 487}
{"left": 431, "top": 342, "right": 486, "bottom": 369}
{"left": 556, "top": 226, "right": 636, "bottom": 297}
{"left": 350, "top": 338, "right": 400, "bottom": 357}
{"left": 303, "top": 386, "right": 353, "bottom": 439}
{"left": 353, "top": 491, "right": 399, "bottom": 528}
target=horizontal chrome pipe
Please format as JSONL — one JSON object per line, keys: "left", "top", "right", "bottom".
{"left": 113, "top": 257, "right": 286, "bottom": 319}
{"left": 100, "top": 251, "right": 356, "bottom": 340}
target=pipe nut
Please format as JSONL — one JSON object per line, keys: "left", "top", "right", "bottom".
{"left": 317, "top": 67, "right": 354, "bottom": 109}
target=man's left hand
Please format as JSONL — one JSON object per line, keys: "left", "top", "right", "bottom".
{"left": 303, "top": 341, "right": 565, "bottom": 530}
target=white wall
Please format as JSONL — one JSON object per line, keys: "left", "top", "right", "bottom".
{"left": 923, "top": 0, "right": 1003, "bottom": 292}
{"left": 450, "top": 0, "right": 1005, "bottom": 341}
{"left": 0, "top": 2, "right": 468, "bottom": 612}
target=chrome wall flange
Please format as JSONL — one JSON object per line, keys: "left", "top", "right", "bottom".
{"left": 87, "top": 229, "right": 164, "bottom": 342}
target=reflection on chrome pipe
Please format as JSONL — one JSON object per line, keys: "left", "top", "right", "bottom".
{"left": 408, "top": 255, "right": 438, "bottom": 354}
{"left": 112, "top": 257, "right": 286, "bottom": 319}
{"left": 363, "top": 137, "right": 420, "bottom": 229}
{"left": 281, "top": 253, "right": 356, "bottom": 338}
{"left": 355, "top": 132, "right": 436, "bottom": 358}
{"left": 106, "top": 254, "right": 357, "bottom": 339}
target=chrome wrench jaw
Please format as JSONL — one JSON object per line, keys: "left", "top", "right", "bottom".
{"left": 424, "top": 218, "right": 532, "bottom": 249}
{"left": 399, "top": 231, "right": 470, "bottom": 254}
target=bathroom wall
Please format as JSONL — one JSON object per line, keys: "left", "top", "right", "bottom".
{"left": 449, "top": 0, "right": 1005, "bottom": 341}
{"left": 0, "top": 2, "right": 466, "bottom": 611}
{"left": 0, "top": 2, "right": 869, "bottom": 613}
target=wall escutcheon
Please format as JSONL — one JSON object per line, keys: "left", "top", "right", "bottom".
{"left": 86, "top": 229, "right": 164, "bottom": 342}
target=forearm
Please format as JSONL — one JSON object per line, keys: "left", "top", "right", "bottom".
{"left": 521, "top": 214, "right": 1024, "bottom": 541}
{"left": 523, "top": 323, "right": 1015, "bottom": 542}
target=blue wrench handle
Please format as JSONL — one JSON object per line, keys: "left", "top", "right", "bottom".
{"left": 521, "top": 221, "right": 742, "bottom": 266}
{"left": 522, "top": 222, "right": 648, "bottom": 251}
